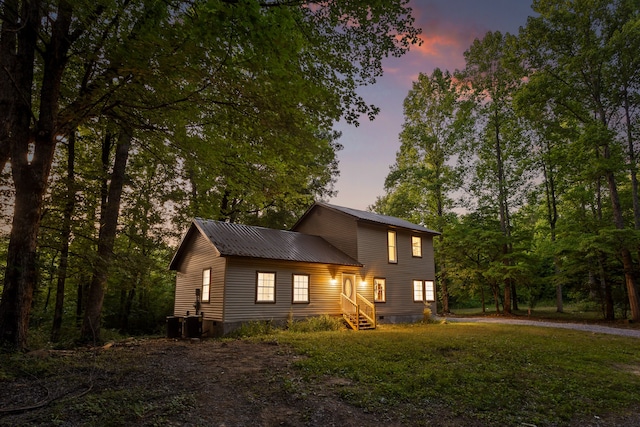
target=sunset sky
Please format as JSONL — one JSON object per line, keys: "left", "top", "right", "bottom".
{"left": 328, "top": 0, "right": 536, "bottom": 211}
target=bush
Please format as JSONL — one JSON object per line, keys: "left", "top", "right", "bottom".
{"left": 227, "top": 320, "right": 276, "bottom": 338}
{"left": 422, "top": 307, "right": 436, "bottom": 323}
{"left": 287, "top": 315, "right": 345, "bottom": 333}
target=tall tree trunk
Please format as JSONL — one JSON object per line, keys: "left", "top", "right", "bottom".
{"left": 491, "top": 283, "right": 501, "bottom": 314}
{"left": 0, "top": 0, "right": 74, "bottom": 350}
{"left": 51, "top": 131, "right": 77, "bottom": 342}
{"left": 76, "top": 274, "right": 88, "bottom": 326}
{"left": 597, "top": 253, "right": 614, "bottom": 320}
{"left": 80, "top": 127, "right": 132, "bottom": 342}
{"left": 493, "top": 117, "right": 512, "bottom": 314}
{"left": 623, "top": 90, "right": 640, "bottom": 230}
{"left": 437, "top": 234, "right": 450, "bottom": 314}
{"left": 542, "top": 144, "right": 563, "bottom": 313}
{"left": 120, "top": 287, "right": 136, "bottom": 333}
{"left": 604, "top": 162, "right": 640, "bottom": 321}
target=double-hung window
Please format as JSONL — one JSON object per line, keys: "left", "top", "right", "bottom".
{"left": 413, "top": 280, "right": 436, "bottom": 302}
{"left": 256, "top": 272, "right": 276, "bottom": 303}
{"left": 424, "top": 280, "right": 435, "bottom": 301}
{"left": 202, "top": 268, "right": 211, "bottom": 302}
{"left": 388, "top": 230, "right": 397, "bottom": 263}
{"left": 413, "top": 280, "right": 424, "bottom": 302}
{"left": 374, "top": 278, "right": 386, "bottom": 303}
{"left": 412, "top": 236, "right": 422, "bottom": 258}
{"left": 292, "top": 274, "right": 309, "bottom": 303}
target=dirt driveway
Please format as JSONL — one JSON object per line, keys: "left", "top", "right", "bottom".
{"left": 438, "top": 316, "right": 640, "bottom": 338}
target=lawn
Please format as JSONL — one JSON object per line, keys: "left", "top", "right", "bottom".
{"left": 277, "top": 322, "right": 640, "bottom": 426}
{"left": 1, "top": 321, "right": 640, "bottom": 426}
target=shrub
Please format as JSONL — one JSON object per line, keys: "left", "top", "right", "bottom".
{"left": 422, "top": 307, "right": 435, "bottom": 323}
{"left": 287, "top": 315, "right": 345, "bottom": 333}
{"left": 227, "top": 320, "right": 276, "bottom": 338}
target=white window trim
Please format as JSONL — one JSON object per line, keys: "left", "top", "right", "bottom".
{"left": 202, "top": 268, "right": 211, "bottom": 302}
{"left": 256, "top": 272, "right": 276, "bottom": 303}
{"left": 292, "top": 274, "right": 310, "bottom": 303}
{"left": 374, "top": 278, "right": 386, "bottom": 303}
{"left": 412, "top": 236, "right": 422, "bottom": 258}
{"left": 425, "top": 280, "right": 435, "bottom": 302}
{"left": 388, "top": 230, "right": 397, "bottom": 263}
{"left": 413, "top": 280, "right": 423, "bottom": 302}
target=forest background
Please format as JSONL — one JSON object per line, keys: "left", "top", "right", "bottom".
{"left": 1, "top": 0, "right": 639, "bottom": 351}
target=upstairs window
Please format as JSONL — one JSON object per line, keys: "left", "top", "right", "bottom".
{"left": 256, "top": 272, "right": 276, "bottom": 303}
{"left": 412, "top": 236, "right": 422, "bottom": 258}
{"left": 388, "top": 230, "right": 397, "bottom": 263}
{"left": 292, "top": 274, "right": 310, "bottom": 303}
{"left": 202, "top": 268, "right": 211, "bottom": 302}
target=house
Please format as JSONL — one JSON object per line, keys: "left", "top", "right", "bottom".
{"left": 169, "top": 202, "right": 439, "bottom": 336}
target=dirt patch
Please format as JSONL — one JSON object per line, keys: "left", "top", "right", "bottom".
{"left": 0, "top": 338, "right": 400, "bottom": 427}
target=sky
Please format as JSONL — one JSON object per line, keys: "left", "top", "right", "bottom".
{"left": 328, "top": 0, "right": 536, "bottom": 211}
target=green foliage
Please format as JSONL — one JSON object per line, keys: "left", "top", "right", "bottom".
{"left": 227, "top": 320, "right": 277, "bottom": 338}
{"left": 229, "top": 315, "right": 346, "bottom": 337}
{"left": 287, "top": 314, "right": 346, "bottom": 333}
{"left": 280, "top": 323, "right": 640, "bottom": 425}
{"left": 63, "top": 388, "right": 197, "bottom": 426}
{"left": 3, "top": 324, "right": 640, "bottom": 425}
{"left": 1, "top": 0, "right": 422, "bottom": 349}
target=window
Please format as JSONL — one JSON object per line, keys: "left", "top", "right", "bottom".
{"left": 256, "top": 272, "right": 276, "bottom": 303}
{"left": 413, "top": 280, "right": 423, "bottom": 302}
{"left": 388, "top": 230, "right": 397, "bottom": 263}
{"left": 425, "top": 280, "right": 435, "bottom": 302}
{"left": 292, "top": 274, "right": 309, "bottom": 303}
{"left": 412, "top": 236, "right": 422, "bottom": 258}
{"left": 413, "top": 280, "right": 436, "bottom": 302}
{"left": 202, "top": 268, "right": 211, "bottom": 302}
{"left": 374, "top": 278, "right": 386, "bottom": 302}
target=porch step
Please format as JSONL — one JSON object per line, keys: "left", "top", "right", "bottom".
{"left": 344, "top": 313, "right": 375, "bottom": 330}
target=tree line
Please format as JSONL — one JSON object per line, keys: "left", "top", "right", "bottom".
{"left": 372, "top": 0, "right": 640, "bottom": 320}
{"left": 0, "top": 0, "right": 420, "bottom": 350}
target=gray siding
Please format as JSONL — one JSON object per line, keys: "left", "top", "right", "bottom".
{"left": 173, "top": 232, "right": 225, "bottom": 320}
{"left": 356, "top": 223, "right": 436, "bottom": 319}
{"left": 294, "top": 206, "right": 359, "bottom": 260}
{"left": 223, "top": 258, "right": 358, "bottom": 322}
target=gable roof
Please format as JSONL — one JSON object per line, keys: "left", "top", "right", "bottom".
{"left": 296, "top": 202, "right": 440, "bottom": 235}
{"left": 169, "top": 218, "right": 362, "bottom": 270}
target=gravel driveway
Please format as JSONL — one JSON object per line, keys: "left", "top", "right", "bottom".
{"left": 437, "top": 316, "right": 640, "bottom": 338}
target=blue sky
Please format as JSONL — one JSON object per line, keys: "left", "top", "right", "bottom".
{"left": 328, "top": 0, "right": 536, "bottom": 210}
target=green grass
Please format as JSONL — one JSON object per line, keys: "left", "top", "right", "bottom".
{"left": 275, "top": 322, "right": 640, "bottom": 426}
{"left": 3, "top": 321, "right": 640, "bottom": 426}
{"left": 450, "top": 303, "right": 615, "bottom": 322}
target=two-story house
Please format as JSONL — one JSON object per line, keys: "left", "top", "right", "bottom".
{"left": 169, "top": 202, "right": 439, "bottom": 336}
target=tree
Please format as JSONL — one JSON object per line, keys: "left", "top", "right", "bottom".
{"left": 439, "top": 213, "right": 505, "bottom": 313}
{"left": 519, "top": 0, "right": 640, "bottom": 321}
{"left": 0, "top": 0, "right": 420, "bottom": 349}
{"left": 461, "top": 31, "right": 531, "bottom": 313}
{"left": 372, "top": 68, "right": 473, "bottom": 313}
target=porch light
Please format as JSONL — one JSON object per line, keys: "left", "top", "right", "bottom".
{"left": 330, "top": 278, "right": 337, "bottom": 285}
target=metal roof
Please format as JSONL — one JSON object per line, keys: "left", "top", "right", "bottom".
{"left": 192, "top": 218, "right": 362, "bottom": 266}
{"left": 308, "top": 202, "right": 440, "bottom": 235}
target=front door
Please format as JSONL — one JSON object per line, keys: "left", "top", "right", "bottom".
{"left": 343, "top": 273, "right": 356, "bottom": 300}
